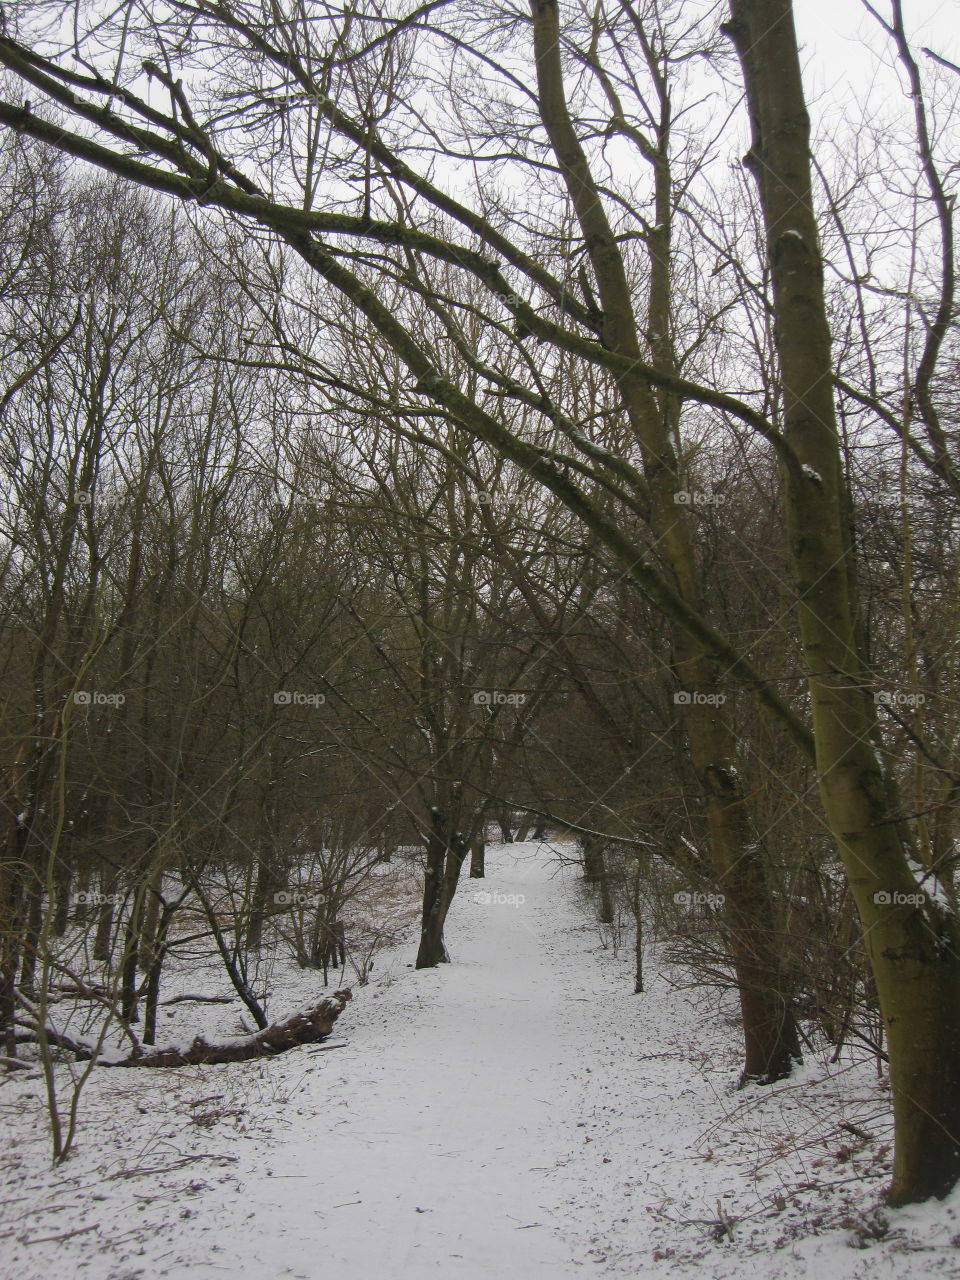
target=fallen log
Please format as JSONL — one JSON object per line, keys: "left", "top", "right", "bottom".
{"left": 0, "top": 1055, "right": 35, "bottom": 1071}
{"left": 51, "top": 981, "right": 107, "bottom": 998}
{"left": 160, "top": 993, "right": 235, "bottom": 1006}
{"left": 26, "top": 990, "right": 351, "bottom": 1068}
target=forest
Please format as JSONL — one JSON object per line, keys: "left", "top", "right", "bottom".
{"left": 0, "top": 1, "right": 958, "bottom": 1275}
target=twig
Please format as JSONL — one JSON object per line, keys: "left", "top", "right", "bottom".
{"left": 20, "top": 1222, "right": 99, "bottom": 1245}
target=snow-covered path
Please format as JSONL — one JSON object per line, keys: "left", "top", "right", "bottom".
{"left": 3, "top": 842, "right": 959, "bottom": 1279}
{"left": 240, "top": 843, "right": 590, "bottom": 1278}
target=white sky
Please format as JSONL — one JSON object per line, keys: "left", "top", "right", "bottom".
{"left": 795, "top": 0, "right": 960, "bottom": 104}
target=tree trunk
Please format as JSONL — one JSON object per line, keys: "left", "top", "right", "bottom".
{"left": 530, "top": 0, "right": 799, "bottom": 1084}
{"left": 34, "top": 992, "right": 351, "bottom": 1067}
{"left": 0, "top": 823, "right": 27, "bottom": 1057}
{"left": 469, "top": 835, "right": 485, "bottom": 878}
{"left": 119, "top": 887, "right": 144, "bottom": 1024}
{"left": 416, "top": 810, "right": 450, "bottom": 967}
{"left": 633, "top": 861, "right": 644, "bottom": 994}
{"left": 93, "top": 865, "right": 118, "bottom": 962}
{"left": 52, "top": 858, "right": 72, "bottom": 937}
{"left": 596, "top": 854, "right": 615, "bottom": 926}
{"left": 581, "top": 835, "right": 603, "bottom": 884}
{"left": 139, "top": 867, "right": 164, "bottom": 970}
{"left": 416, "top": 807, "right": 471, "bottom": 968}
{"left": 726, "top": 0, "right": 960, "bottom": 1201}
{"left": 247, "top": 846, "right": 283, "bottom": 952}
{"left": 16, "top": 874, "right": 42, "bottom": 999}
{"left": 582, "top": 837, "right": 616, "bottom": 926}
{"left": 440, "top": 832, "right": 469, "bottom": 917}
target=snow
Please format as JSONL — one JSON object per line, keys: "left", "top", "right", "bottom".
{"left": 802, "top": 465, "right": 822, "bottom": 482}
{"left": 1, "top": 842, "right": 959, "bottom": 1278}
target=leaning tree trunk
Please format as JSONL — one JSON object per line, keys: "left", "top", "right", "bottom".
{"left": 531, "top": 0, "right": 799, "bottom": 1084}
{"left": 439, "top": 831, "right": 469, "bottom": 917}
{"left": 416, "top": 807, "right": 471, "bottom": 969}
{"left": 726, "top": 0, "right": 960, "bottom": 1202}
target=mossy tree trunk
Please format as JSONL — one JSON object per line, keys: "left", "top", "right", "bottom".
{"left": 726, "top": 0, "right": 960, "bottom": 1202}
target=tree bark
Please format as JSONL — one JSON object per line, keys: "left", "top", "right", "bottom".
{"left": 726, "top": 0, "right": 960, "bottom": 1202}
{"left": 416, "top": 809, "right": 450, "bottom": 967}
{"left": 93, "top": 865, "right": 118, "bottom": 962}
{"left": 530, "top": 0, "right": 799, "bottom": 1084}
{"left": 31, "top": 991, "right": 351, "bottom": 1067}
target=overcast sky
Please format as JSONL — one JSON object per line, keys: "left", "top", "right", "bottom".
{"left": 795, "top": 0, "right": 960, "bottom": 105}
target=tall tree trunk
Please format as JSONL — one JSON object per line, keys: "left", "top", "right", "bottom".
{"left": 726, "top": 0, "right": 960, "bottom": 1202}
{"left": 93, "top": 858, "right": 120, "bottom": 962}
{"left": 596, "top": 851, "right": 615, "bottom": 926}
{"left": 0, "top": 822, "right": 28, "bottom": 1056}
{"left": 52, "top": 857, "right": 72, "bottom": 937}
{"left": 439, "top": 831, "right": 469, "bottom": 918}
{"left": 139, "top": 866, "right": 164, "bottom": 970}
{"left": 142, "top": 901, "right": 177, "bottom": 1046}
{"left": 17, "top": 871, "right": 42, "bottom": 999}
{"left": 581, "top": 835, "right": 603, "bottom": 883}
{"left": 120, "top": 882, "right": 146, "bottom": 1024}
{"left": 416, "top": 810, "right": 450, "bottom": 967}
{"left": 530, "top": 0, "right": 799, "bottom": 1084}
{"left": 633, "top": 859, "right": 644, "bottom": 995}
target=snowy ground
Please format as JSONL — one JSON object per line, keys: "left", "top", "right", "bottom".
{"left": 1, "top": 842, "right": 959, "bottom": 1278}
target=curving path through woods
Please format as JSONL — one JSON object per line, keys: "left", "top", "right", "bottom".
{"left": 3, "top": 843, "right": 949, "bottom": 1280}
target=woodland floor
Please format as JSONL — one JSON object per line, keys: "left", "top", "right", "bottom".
{"left": 1, "top": 841, "right": 959, "bottom": 1279}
